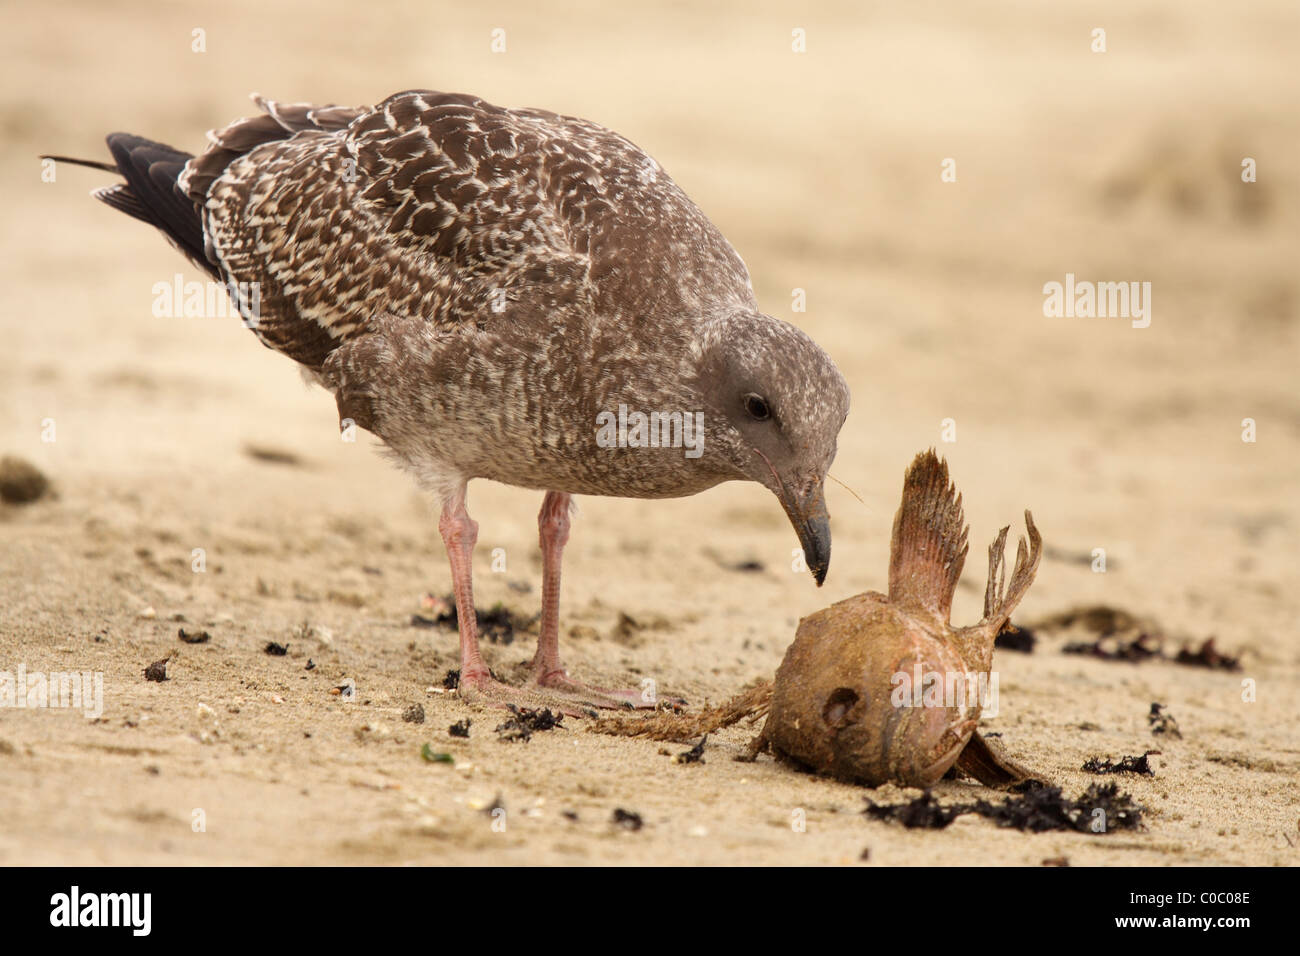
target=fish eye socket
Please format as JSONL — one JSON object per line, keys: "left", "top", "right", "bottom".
{"left": 743, "top": 393, "right": 771, "bottom": 421}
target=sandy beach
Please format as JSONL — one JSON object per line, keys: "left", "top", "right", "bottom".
{"left": 1, "top": 0, "right": 1297, "bottom": 865}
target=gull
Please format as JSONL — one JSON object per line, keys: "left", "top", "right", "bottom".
{"left": 49, "top": 89, "right": 851, "bottom": 710}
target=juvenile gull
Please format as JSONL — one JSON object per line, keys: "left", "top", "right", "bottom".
{"left": 52, "top": 90, "right": 851, "bottom": 709}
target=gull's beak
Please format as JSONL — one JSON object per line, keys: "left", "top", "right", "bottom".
{"left": 779, "top": 479, "right": 832, "bottom": 586}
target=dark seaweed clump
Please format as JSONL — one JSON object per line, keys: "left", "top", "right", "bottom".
{"left": 994, "top": 622, "right": 1036, "bottom": 653}
{"left": 865, "top": 781, "right": 1143, "bottom": 833}
{"left": 864, "top": 791, "right": 966, "bottom": 829}
{"left": 413, "top": 595, "right": 520, "bottom": 645}
{"left": 1148, "top": 702, "right": 1182, "bottom": 738}
{"left": 1174, "top": 638, "right": 1240, "bottom": 672}
{"left": 495, "top": 705, "right": 563, "bottom": 742}
{"left": 611, "top": 808, "right": 644, "bottom": 831}
{"left": 1063, "top": 632, "right": 1163, "bottom": 662}
{"left": 674, "top": 735, "right": 708, "bottom": 764}
{"left": 1082, "top": 752, "right": 1157, "bottom": 776}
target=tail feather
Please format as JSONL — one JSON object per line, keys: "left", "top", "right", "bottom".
{"left": 91, "top": 184, "right": 151, "bottom": 225}
{"left": 40, "top": 154, "right": 119, "bottom": 173}
{"left": 103, "top": 134, "right": 214, "bottom": 276}
{"left": 46, "top": 138, "right": 214, "bottom": 277}
{"left": 50, "top": 95, "right": 366, "bottom": 287}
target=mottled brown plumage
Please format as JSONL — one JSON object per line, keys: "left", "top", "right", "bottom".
{"left": 56, "top": 89, "right": 851, "bottom": 710}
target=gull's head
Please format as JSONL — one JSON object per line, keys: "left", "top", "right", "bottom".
{"left": 691, "top": 310, "right": 850, "bottom": 585}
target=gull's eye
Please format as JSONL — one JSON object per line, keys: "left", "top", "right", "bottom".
{"left": 743, "top": 393, "right": 771, "bottom": 421}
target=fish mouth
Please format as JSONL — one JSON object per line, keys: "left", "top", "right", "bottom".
{"left": 780, "top": 480, "right": 832, "bottom": 586}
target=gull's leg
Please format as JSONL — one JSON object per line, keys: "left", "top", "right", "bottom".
{"left": 530, "top": 491, "right": 667, "bottom": 709}
{"left": 438, "top": 487, "right": 605, "bottom": 715}
{"left": 438, "top": 488, "right": 491, "bottom": 690}
{"left": 439, "top": 487, "right": 536, "bottom": 708}
{"left": 530, "top": 490, "right": 573, "bottom": 684}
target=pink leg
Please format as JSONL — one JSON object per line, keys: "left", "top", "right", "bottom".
{"left": 439, "top": 487, "right": 539, "bottom": 709}
{"left": 437, "top": 488, "right": 490, "bottom": 688}
{"left": 531, "top": 491, "right": 573, "bottom": 684}
{"left": 436, "top": 488, "right": 633, "bottom": 715}
{"left": 530, "top": 491, "right": 667, "bottom": 709}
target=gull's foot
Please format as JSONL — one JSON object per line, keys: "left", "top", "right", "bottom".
{"left": 532, "top": 668, "right": 685, "bottom": 711}
{"left": 456, "top": 669, "right": 617, "bottom": 718}
{"left": 455, "top": 670, "right": 579, "bottom": 717}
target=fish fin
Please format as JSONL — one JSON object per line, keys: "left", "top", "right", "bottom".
{"left": 952, "top": 730, "right": 1043, "bottom": 789}
{"left": 981, "top": 510, "right": 1043, "bottom": 633}
{"left": 887, "top": 449, "right": 969, "bottom": 621}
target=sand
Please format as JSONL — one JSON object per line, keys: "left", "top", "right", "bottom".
{"left": 1, "top": 0, "right": 1297, "bottom": 865}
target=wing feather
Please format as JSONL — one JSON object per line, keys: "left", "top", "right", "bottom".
{"left": 195, "top": 90, "right": 753, "bottom": 370}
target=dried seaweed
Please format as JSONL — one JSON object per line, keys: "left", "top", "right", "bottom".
{"left": 1148, "top": 703, "right": 1182, "bottom": 738}
{"left": 414, "top": 593, "right": 520, "bottom": 644}
{"left": 495, "top": 705, "right": 563, "bottom": 742}
{"left": 674, "top": 735, "right": 708, "bottom": 764}
{"left": 1174, "top": 638, "right": 1241, "bottom": 672}
{"left": 611, "top": 808, "right": 643, "bottom": 831}
{"left": 865, "top": 790, "right": 966, "bottom": 829}
{"left": 143, "top": 657, "right": 170, "bottom": 682}
{"left": 865, "top": 781, "right": 1144, "bottom": 833}
{"left": 994, "top": 622, "right": 1036, "bottom": 653}
{"left": 1082, "top": 751, "right": 1158, "bottom": 776}
{"left": 1035, "top": 604, "right": 1241, "bottom": 670}
{"left": 1062, "top": 632, "right": 1163, "bottom": 662}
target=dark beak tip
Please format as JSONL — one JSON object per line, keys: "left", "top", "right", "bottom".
{"left": 780, "top": 481, "right": 831, "bottom": 589}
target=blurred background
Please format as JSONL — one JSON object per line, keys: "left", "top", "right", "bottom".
{"left": 1, "top": 1, "right": 1296, "bottom": 864}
